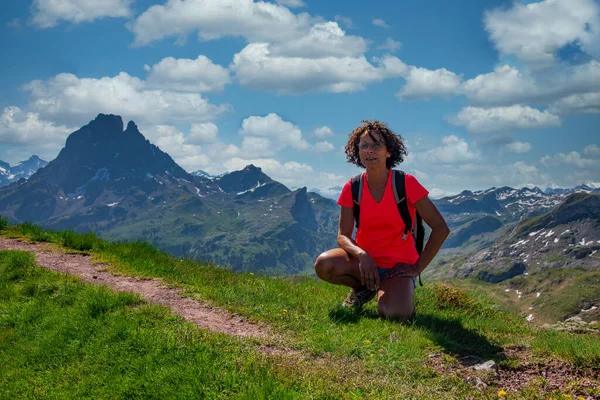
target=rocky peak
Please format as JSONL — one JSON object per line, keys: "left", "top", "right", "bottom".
{"left": 215, "top": 164, "right": 273, "bottom": 194}
{"left": 291, "top": 187, "right": 317, "bottom": 229}
{"left": 28, "top": 113, "right": 190, "bottom": 192}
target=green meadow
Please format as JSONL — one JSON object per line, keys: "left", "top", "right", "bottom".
{"left": 1, "top": 218, "right": 599, "bottom": 399}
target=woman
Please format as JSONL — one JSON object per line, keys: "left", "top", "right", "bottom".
{"left": 314, "top": 120, "right": 449, "bottom": 321}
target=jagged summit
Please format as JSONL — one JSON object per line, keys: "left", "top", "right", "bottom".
{"left": 215, "top": 164, "right": 273, "bottom": 194}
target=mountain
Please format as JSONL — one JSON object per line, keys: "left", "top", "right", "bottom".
{"left": 433, "top": 185, "right": 600, "bottom": 253}
{"left": 191, "top": 169, "right": 215, "bottom": 179}
{"left": 0, "top": 156, "right": 48, "bottom": 187}
{"left": 0, "top": 114, "right": 339, "bottom": 274}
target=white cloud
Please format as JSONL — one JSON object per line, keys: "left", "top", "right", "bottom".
{"left": 397, "top": 66, "right": 462, "bottom": 100}
{"left": 541, "top": 151, "right": 598, "bottom": 168}
{"left": 0, "top": 106, "right": 74, "bottom": 145}
{"left": 240, "top": 113, "right": 310, "bottom": 154}
{"left": 127, "top": 0, "right": 313, "bottom": 47}
{"left": 22, "top": 72, "right": 230, "bottom": 127}
{"left": 583, "top": 144, "right": 600, "bottom": 158}
{"left": 450, "top": 105, "right": 561, "bottom": 133}
{"left": 372, "top": 18, "right": 390, "bottom": 28}
{"left": 417, "top": 135, "right": 480, "bottom": 164}
{"left": 269, "top": 22, "right": 368, "bottom": 58}
{"left": 189, "top": 122, "right": 219, "bottom": 144}
{"left": 460, "top": 62, "right": 600, "bottom": 108}
{"left": 376, "top": 37, "right": 402, "bottom": 52}
{"left": 231, "top": 43, "right": 405, "bottom": 93}
{"left": 140, "top": 124, "right": 241, "bottom": 171}
{"left": 141, "top": 124, "right": 208, "bottom": 170}
{"left": 549, "top": 92, "right": 600, "bottom": 115}
{"left": 32, "top": 0, "right": 132, "bottom": 28}
{"left": 144, "top": 55, "right": 231, "bottom": 92}
{"left": 314, "top": 141, "right": 334, "bottom": 152}
{"left": 314, "top": 126, "right": 334, "bottom": 138}
{"left": 276, "top": 0, "right": 306, "bottom": 8}
{"left": 506, "top": 141, "right": 532, "bottom": 154}
{"left": 484, "top": 0, "right": 600, "bottom": 67}
{"left": 461, "top": 65, "right": 538, "bottom": 105}
{"left": 334, "top": 15, "right": 353, "bottom": 28}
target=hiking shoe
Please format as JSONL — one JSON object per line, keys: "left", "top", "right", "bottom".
{"left": 342, "top": 286, "right": 376, "bottom": 309}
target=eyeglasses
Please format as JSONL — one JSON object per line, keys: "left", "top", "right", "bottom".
{"left": 359, "top": 141, "right": 384, "bottom": 151}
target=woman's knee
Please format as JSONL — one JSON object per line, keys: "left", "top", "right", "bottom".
{"left": 378, "top": 302, "right": 414, "bottom": 321}
{"left": 314, "top": 252, "right": 334, "bottom": 280}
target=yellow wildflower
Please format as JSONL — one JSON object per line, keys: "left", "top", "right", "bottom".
{"left": 379, "top": 348, "right": 384, "bottom": 353}
{"left": 498, "top": 390, "right": 507, "bottom": 397}
{"left": 369, "top": 353, "right": 374, "bottom": 357}
{"left": 282, "top": 309, "right": 288, "bottom": 313}
{"left": 364, "top": 340, "right": 371, "bottom": 345}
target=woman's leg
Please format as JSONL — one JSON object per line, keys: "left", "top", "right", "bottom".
{"left": 314, "top": 248, "right": 362, "bottom": 290}
{"left": 377, "top": 276, "right": 415, "bottom": 321}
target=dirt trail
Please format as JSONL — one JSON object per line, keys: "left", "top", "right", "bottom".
{"left": 0, "top": 237, "right": 271, "bottom": 339}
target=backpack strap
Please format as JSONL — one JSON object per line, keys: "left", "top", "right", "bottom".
{"left": 350, "top": 173, "right": 364, "bottom": 229}
{"left": 393, "top": 170, "right": 424, "bottom": 286}
{"left": 392, "top": 170, "right": 413, "bottom": 240}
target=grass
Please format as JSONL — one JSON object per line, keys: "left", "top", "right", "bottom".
{"left": 1, "top": 220, "right": 599, "bottom": 399}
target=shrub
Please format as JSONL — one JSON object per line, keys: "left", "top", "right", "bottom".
{"left": 432, "top": 284, "right": 476, "bottom": 311}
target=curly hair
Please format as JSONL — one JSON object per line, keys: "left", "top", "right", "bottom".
{"left": 344, "top": 120, "right": 408, "bottom": 169}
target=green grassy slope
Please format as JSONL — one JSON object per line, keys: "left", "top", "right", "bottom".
{"left": 1, "top": 219, "right": 599, "bottom": 399}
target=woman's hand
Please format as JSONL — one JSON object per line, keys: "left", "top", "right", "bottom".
{"left": 358, "top": 251, "right": 379, "bottom": 290}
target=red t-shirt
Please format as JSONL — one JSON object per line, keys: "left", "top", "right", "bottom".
{"left": 337, "top": 170, "right": 429, "bottom": 269}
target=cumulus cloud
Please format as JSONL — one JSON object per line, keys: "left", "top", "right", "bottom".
{"left": 449, "top": 105, "right": 561, "bottom": 133}
{"left": 239, "top": 113, "right": 310, "bottom": 156}
{"left": 460, "top": 62, "right": 600, "bottom": 108}
{"left": 127, "top": 0, "right": 313, "bottom": 47}
{"left": 269, "top": 22, "right": 368, "bottom": 58}
{"left": 314, "top": 126, "right": 334, "bottom": 138}
{"left": 416, "top": 135, "right": 480, "bottom": 164}
{"left": 21, "top": 72, "right": 230, "bottom": 127}
{"left": 376, "top": 37, "right": 402, "bottom": 52}
{"left": 231, "top": 44, "right": 405, "bottom": 93}
{"left": 276, "top": 0, "right": 306, "bottom": 8}
{"left": 314, "top": 141, "right": 334, "bottom": 152}
{"left": 506, "top": 141, "right": 532, "bottom": 154}
{"left": 461, "top": 65, "right": 538, "bottom": 105}
{"left": 583, "top": 144, "right": 600, "bottom": 157}
{"left": 0, "top": 106, "right": 74, "bottom": 145}
{"left": 188, "top": 122, "right": 219, "bottom": 144}
{"left": 144, "top": 55, "right": 231, "bottom": 92}
{"left": 140, "top": 124, "right": 209, "bottom": 170}
{"left": 397, "top": 66, "right": 462, "bottom": 100}
{"left": 484, "top": 0, "right": 600, "bottom": 67}
{"left": 541, "top": 151, "right": 598, "bottom": 169}
{"left": 334, "top": 15, "right": 353, "bottom": 28}
{"left": 549, "top": 92, "right": 600, "bottom": 115}
{"left": 31, "top": 0, "right": 132, "bottom": 28}
{"left": 372, "top": 18, "right": 390, "bottom": 28}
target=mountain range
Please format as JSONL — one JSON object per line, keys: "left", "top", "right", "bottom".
{"left": 1, "top": 113, "right": 598, "bottom": 322}
{"left": 0, "top": 156, "right": 48, "bottom": 187}
{"left": 0, "top": 114, "right": 338, "bottom": 274}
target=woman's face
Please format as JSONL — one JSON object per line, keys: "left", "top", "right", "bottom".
{"left": 358, "top": 130, "right": 390, "bottom": 168}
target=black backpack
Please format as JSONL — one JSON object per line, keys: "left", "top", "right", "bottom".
{"left": 351, "top": 170, "right": 425, "bottom": 284}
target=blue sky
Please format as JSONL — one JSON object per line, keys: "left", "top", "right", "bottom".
{"left": 1, "top": 0, "right": 599, "bottom": 198}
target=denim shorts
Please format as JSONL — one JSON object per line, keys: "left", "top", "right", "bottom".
{"left": 377, "top": 267, "right": 417, "bottom": 289}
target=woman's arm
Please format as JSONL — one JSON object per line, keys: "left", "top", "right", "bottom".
{"left": 337, "top": 206, "right": 379, "bottom": 290}
{"left": 413, "top": 196, "right": 450, "bottom": 273}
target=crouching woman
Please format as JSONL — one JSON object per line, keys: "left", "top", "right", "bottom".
{"left": 314, "top": 120, "right": 449, "bottom": 321}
